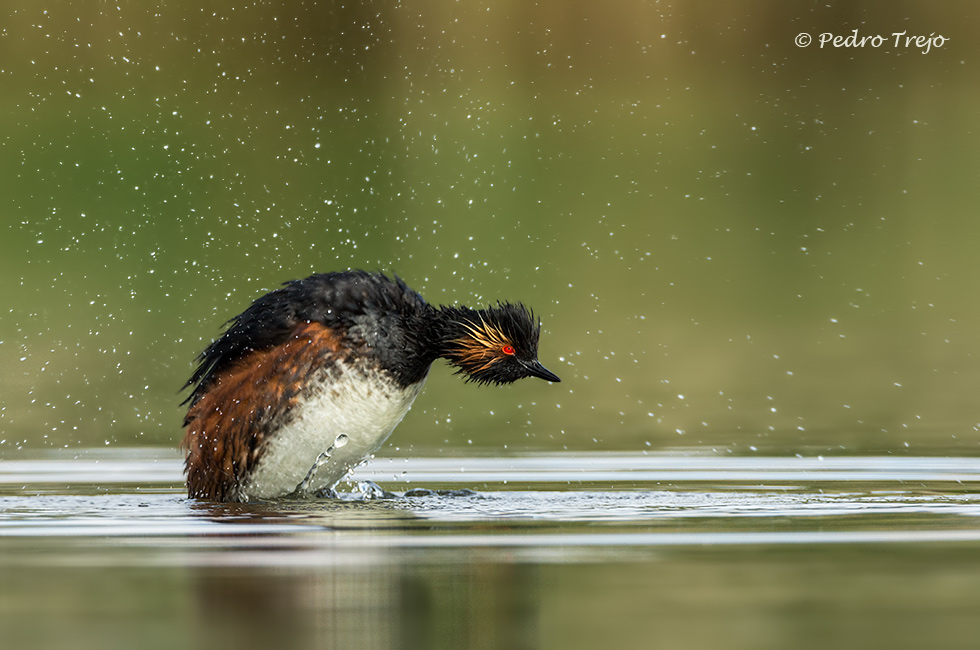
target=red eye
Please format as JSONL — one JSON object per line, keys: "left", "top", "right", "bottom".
{"left": 502, "top": 345, "right": 516, "bottom": 355}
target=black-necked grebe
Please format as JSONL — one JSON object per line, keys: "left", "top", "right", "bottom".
{"left": 181, "top": 271, "right": 559, "bottom": 502}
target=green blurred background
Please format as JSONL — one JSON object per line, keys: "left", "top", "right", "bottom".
{"left": 2, "top": 1, "right": 978, "bottom": 455}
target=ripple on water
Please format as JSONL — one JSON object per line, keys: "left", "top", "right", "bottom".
{"left": 1, "top": 451, "right": 980, "bottom": 566}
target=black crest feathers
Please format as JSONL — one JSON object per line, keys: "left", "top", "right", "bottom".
{"left": 438, "top": 302, "right": 559, "bottom": 385}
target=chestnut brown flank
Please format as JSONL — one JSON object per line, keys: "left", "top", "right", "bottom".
{"left": 182, "top": 321, "right": 343, "bottom": 500}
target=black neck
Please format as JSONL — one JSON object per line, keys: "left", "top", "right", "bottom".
{"left": 376, "top": 305, "right": 489, "bottom": 387}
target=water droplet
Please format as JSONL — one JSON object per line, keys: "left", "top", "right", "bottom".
{"left": 333, "top": 433, "right": 349, "bottom": 448}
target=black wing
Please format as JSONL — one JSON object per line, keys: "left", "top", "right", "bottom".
{"left": 181, "top": 271, "right": 425, "bottom": 407}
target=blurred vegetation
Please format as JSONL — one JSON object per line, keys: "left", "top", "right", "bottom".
{"left": 2, "top": 1, "right": 979, "bottom": 454}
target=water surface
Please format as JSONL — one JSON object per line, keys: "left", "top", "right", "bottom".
{"left": 3, "top": 450, "right": 980, "bottom": 649}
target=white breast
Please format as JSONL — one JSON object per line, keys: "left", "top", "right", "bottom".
{"left": 241, "top": 363, "right": 425, "bottom": 501}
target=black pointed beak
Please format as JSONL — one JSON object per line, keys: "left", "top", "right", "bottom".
{"left": 524, "top": 360, "right": 561, "bottom": 383}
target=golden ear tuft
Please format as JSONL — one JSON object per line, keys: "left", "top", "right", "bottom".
{"left": 450, "top": 316, "right": 515, "bottom": 374}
